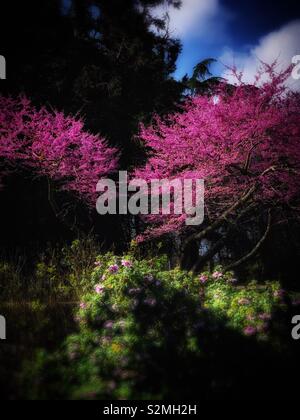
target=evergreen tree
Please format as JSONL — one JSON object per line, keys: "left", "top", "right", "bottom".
{"left": 0, "top": 0, "right": 184, "bottom": 249}
{"left": 1, "top": 0, "right": 184, "bottom": 163}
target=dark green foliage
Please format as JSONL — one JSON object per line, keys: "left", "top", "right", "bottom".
{"left": 0, "top": 237, "right": 100, "bottom": 302}
{"left": 0, "top": 0, "right": 185, "bottom": 252}
{"left": 21, "top": 255, "right": 297, "bottom": 400}
{"left": 0, "top": 0, "right": 184, "bottom": 163}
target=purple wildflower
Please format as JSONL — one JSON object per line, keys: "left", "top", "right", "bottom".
{"left": 258, "top": 313, "right": 272, "bottom": 321}
{"left": 109, "top": 264, "right": 119, "bottom": 273}
{"left": 121, "top": 259, "right": 133, "bottom": 268}
{"left": 95, "top": 284, "right": 105, "bottom": 294}
{"left": 212, "top": 271, "right": 223, "bottom": 280}
{"left": 199, "top": 274, "right": 209, "bottom": 284}
{"left": 274, "top": 289, "right": 285, "bottom": 299}
{"left": 104, "top": 320, "right": 114, "bottom": 329}
{"left": 244, "top": 326, "right": 257, "bottom": 336}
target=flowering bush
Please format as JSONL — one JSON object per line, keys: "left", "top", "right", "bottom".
{"left": 22, "top": 257, "right": 292, "bottom": 400}
{"left": 201, "top": 267, "right": 287, "bottom": 339}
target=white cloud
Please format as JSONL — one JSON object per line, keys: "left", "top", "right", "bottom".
{"left": 220, "top": 20, "right": 300, "bottom": 90}
{"left": 150, "top": 0, "right": 223, "bottom": 39}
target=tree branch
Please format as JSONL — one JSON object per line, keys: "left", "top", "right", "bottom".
{"left": 244, "top": 142, "right": 259, "bottom": 173}
{"left": 182, "top": 185, "right": 256, "bottom": 251}
{"left": 47, "top": 177, "right": 59, "bottom": 217}
{"left": 224, "top": 209, "right": 272, "bottom": 272}
{"left": 189, "top": 202, "right": 258, "bottom": 273}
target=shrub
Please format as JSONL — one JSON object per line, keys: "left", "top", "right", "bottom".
{"left": 0, "top": 236, "right": 100, "bottom": 302}
{"left": 22, "top": 257, "right": 291, "bottom": 400}
{"left": 201, "top": 267, "right": 287, "bottom": 340}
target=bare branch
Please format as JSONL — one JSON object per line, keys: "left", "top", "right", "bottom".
{"left": 244, "top": 142, "right": 259, "bottom": 173}
{"left": 182, "top": 185, "right": 256, "bottom": 250}
{"left": 189, "top": 202, "right": 258, "bottom": 273}
{"left": 224, "top": 209, "right": 272, "bottom": 272}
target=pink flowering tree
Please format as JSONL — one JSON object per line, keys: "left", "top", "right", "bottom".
{"left": 0, "top": 96, "right": 119, "bottom": 208}
{"left": 134, "top": 65, "right": 300, "bottom": 272}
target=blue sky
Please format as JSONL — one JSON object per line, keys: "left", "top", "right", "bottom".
{"left": 151, "top": 0, "right": 300, "bottom": 84}
{"left": 61, "top": 0, "right": 300, "bottom": 87}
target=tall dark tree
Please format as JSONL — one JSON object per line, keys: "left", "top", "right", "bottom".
{"left": 1, "top": 0, "right": 183, "bottom": 163}
{"left": 0, "top": 0, "right": 184, "bottom": 250}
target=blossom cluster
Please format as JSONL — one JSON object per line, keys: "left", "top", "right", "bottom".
{"left": 0, "top": 96, "right": 118, "bottom": 203}
{"left": 135, "top": 66, "right": 300, "bottom": 241}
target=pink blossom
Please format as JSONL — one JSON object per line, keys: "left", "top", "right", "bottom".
{"left": 244, "top": 326, "right": 257, "bottom": 336}
{"left": 0, "top": 96, "right": 119, "bottom": 205}
{"left": 212, "top": 271, "right": 223, "bottom": 280}
{"left": 121, "top": 259, "right": 133, "bottom": 268}
{"left": 199, "top": 274, "right": 209, "bottom": 284}
{"left": 133, "top": 65, "right": 300, "bottom": 247}
{"left": 94, "top": 261, "right": 102, "bottom": 267}
{"left": 104, "top": 320, "right": 114, "bottom": 329}
{"left": 79, "top": 303, "right": 87, "bottom": 310}
{"left": 109, "top": 264, "right": 119, "bottom": 273}
{"left": 95, "top": 284, "right": 105, "bottom": 294}
{"left": 258, "top": 313, "right": 272, "bottom": 321}
{"left": 274, "top": 290, "right": 285, "bottom": 299}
